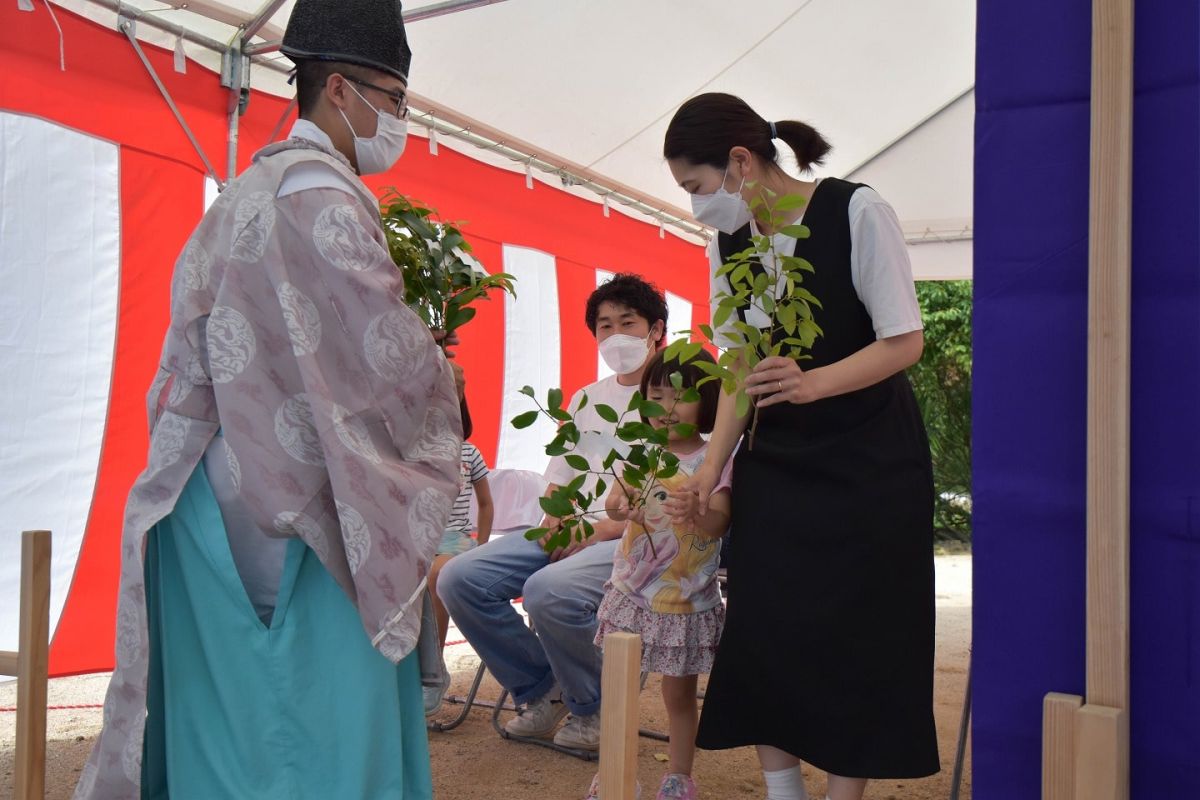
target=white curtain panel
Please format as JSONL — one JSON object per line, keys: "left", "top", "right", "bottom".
{"left": 0, "top": 112, "right": 120, "bottom": 651}
{"left": 495, "top": 245, "right": 560, "bottom": 473}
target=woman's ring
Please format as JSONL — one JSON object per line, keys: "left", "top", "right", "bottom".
{"left": 777, "top": 380, "right": 784, "bottom": 392}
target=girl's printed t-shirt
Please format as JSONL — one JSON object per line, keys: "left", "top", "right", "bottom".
{"left": 609, "top": 444, "right": 733, "bottom": 615}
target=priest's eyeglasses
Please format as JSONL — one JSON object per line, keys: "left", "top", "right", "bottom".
{"left": 344, "top": 75, "right": 410, "bottom": 120}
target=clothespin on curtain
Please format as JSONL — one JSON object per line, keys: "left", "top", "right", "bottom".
{"left": 603, "top": 193, "right": 611, "bottom": 219}
{"left": 525, "top": 157, "right": 534, "bottom": 190}
{"left": 18, "top": 0, "right": 36, "bottom": 11}
{"left": 428, "top": 112, "right": 439, "bottom": 155}
{"left": 173, "top": 32, "right": 187, "bottom": 74}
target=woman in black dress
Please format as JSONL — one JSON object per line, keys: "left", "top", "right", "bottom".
{"left": 664, "top": 93, "right": 939, "bottom": 800}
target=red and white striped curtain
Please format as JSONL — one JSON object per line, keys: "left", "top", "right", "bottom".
{"left": 0, "top": 6, "right": 708, "bottom": 677}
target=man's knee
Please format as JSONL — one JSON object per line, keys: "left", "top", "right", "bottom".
{"left": 435, "top": 553, "right": 468, "bottom": 608}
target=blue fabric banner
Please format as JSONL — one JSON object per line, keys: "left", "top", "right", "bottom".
{"left": 973, "top": 1, "right": 1199, "bottom": 796}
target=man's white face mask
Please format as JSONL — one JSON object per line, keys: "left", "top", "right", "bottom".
{"left": 599, "top": 331, "right": 654, "bottom": 374}
{"left": 339, "top": 82, "right": 409, "bottom": 175}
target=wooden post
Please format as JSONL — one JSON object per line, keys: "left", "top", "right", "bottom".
{"left": 598, "top": 632, "right": 641, "bottom": 800}
{"left": 1079, "top": 0, "right": 1134, "bottom": 797}
{"left": 1043, "top": 692, "right": 1083, "bottom": 800}
{"left": 1043, "top": 2, "right": 1133, "bottom": 796}
{"left": 1074, "top": 705, "right": 1129, "bottom": 799}
{"left": 15, "top": 530, "right": 51, "bottom": 800}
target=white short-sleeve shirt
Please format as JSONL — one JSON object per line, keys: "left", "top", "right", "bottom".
{"left": 708, "top": 184, "right": 922, "bottom": 348}
{"left": 542, "top": 374, "right": 637, "bottom": 516}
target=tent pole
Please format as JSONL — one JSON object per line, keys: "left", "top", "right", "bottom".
{"left": 118, "top": 16, "right": 225, "bottom": 189}
{"left": 222, "top": 39, "right": 248, "bottom": 183}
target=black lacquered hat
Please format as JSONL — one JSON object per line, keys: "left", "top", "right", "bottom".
{"left": 282, "top": 0, "right": 412, "bottom": 83}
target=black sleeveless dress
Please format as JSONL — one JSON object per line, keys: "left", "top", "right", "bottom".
{"left": 694, "top": 179, "right": 940, "bottom": 779}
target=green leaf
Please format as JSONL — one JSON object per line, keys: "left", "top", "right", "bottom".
{"left": 549, "top": 407, "right": 573, "bottom": 423}
{"left": 671, "top": 423, "right": 698, "bottom": 438}
{"left": 773, "top": 194, "right": 808, "bottom": 212}
{"left": 519, "top": 386, "right": 536, "bottom": 398}
{"left": 778, "top": 224, "right": 810, "bottom": 239}
{"left": 511, "top": 410, "right": 540, "bottom": 429}
{"left": 548, "top": 387, "right": 564, "bottom": 411}
{"left": 639, "top": 401, "right": 667, "bottom": 419}
{"left": 524, "top": 527, "right": 548, "bottom": 541}
{"left": 565, "top": 454, "right": 590, "bottom": 472}
{"left": 595, "top": 478, "right": 607, "bottom": 499}
{"left": 735, "top": 391, "right": 751, "bottom": 418}
{"left": 539, "top": 495, "right": 574, "bottom": 518}
{"left": 669, "top": 370, "right": 684, "bottom": 391}
{"left": 594, "top": 404, "right": 619, "bottom": 423}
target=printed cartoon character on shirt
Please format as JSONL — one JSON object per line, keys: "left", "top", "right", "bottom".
{"left": 612, "top": 466, "right": 722, "bottom": 614}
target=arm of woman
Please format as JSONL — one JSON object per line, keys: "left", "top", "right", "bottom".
{"left": 473, "top": 475, "right": 494, "bottom": 545}
{"left": 747, "top": 329, "right": 923, "bottom": 408}
{"left": 685, "top": 352, "right": 753, "bottom": 513}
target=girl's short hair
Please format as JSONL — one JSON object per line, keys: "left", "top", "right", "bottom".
{"left": 638, "top": 348, "right": 720, "bottom": 434}
{"left": 460, "top": 395, "right": 473, "bottom": 440}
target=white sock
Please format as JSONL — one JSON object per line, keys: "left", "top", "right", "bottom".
{"left": 763, "top": 766, "right": 808, "bottom": 800}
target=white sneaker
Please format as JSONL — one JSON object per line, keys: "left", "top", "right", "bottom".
{"left": 553, "top": 712, "right": 601, "bottom": 750}
{"left": 504, "top": 685, "right": 568, "bottom": 738}
{"left": 423, "top": 665, "right": 452, "bottom": 718}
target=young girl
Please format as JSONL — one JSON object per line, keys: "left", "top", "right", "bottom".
{"left": 425, "top": 389, "right": 495, "bottom": 716}
{"left": 584, "top": 349, "right": 733, "bottom": 800}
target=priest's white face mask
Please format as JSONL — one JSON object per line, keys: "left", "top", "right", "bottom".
{"left": 339, "top": 82, "right": 409, "bottom": 175}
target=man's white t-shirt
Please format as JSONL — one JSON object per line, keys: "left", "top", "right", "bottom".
{"left": 543, "top": 374, "right": 638, "bottom": 517}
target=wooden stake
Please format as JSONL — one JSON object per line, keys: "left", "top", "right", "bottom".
{"left": 14, "top": 530, "right": 51, "bottom": 800}
{"left": 598, "top": 632, "right": 642, "bottom": 800}
{"left": 1043, "top": 693, "right": 1083, "bottom": 800}
{"left": 1074, "top": 705, "right": 1128, "bottom": 800}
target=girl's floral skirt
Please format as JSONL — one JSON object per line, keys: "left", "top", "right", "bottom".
{"left": 594, "top": 588, "right": 724, "bottom": 676}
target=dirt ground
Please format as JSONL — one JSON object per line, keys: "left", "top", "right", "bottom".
{"left": 1, "top": 556, "right": 971, "bottom": 800}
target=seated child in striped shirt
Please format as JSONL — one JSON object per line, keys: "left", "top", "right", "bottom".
{"left": 425, "top": 390, "right": 494, "bottom": 715}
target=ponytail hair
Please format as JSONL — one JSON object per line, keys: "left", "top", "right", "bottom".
{"left": 663, "top": 92, "right": 832, "bottom": 174}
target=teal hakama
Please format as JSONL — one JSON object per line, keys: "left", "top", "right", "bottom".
{"left": 140, "top": 464, "right": 433, "bottom": 799}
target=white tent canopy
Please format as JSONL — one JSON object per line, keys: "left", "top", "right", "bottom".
{"left": 57, "top": 0, "right": 975, "bottom": 278}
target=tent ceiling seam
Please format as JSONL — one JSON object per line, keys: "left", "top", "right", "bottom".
{"left": 842, "top": 85, "right": 975, "bottom": 179}
{"left": 582, "top": 0, "right": 816, "bottom": 171}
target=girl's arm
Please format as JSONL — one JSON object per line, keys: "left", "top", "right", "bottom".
{"left": 693, "top": 351, "right": 752, "bottom": 486}
{"left": 748, "top": 330, "right": 923, "bottom": 407}
{"left": 605, "top": 481, "right": 629, "bottom": 521}
{"left": 473, "top": 475, "right": 494, "bottom": 545}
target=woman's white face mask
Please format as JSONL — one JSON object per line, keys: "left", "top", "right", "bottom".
{"left": 690, "top": 165, "right": 752, "bottom": 235}
{"left": 339, "top": 83, "right": 409, "bottom": 175}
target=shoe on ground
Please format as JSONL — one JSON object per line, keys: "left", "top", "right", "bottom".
{"left": 422, "top": 664, "right": 452, "bottom": 718}
{"left": 656, "top": 773, "right": 697, "bottom": 800}
{"left": 553, "top": 711, "right": 601, "bottom": 750}
{"left": 504, "top": 685, "right": 568, "bottom": 738}
{"left": 583, "top": 773, "right": 641, "bottom": 799}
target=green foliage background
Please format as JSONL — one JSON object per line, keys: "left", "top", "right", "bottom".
{"left": 908, "top": 280, "right": 972, "bottom": 542}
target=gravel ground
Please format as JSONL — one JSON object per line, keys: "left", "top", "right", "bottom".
{"left": 1, "top": 555, "right": 972, "bottom": 799}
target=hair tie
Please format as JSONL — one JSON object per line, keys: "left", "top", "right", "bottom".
{"left": 769, "top": 120, "right": 778, "bottom": 140}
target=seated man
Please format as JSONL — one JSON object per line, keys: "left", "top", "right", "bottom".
{"left": 438, "top": 273, "right": 669, "bottom": 750}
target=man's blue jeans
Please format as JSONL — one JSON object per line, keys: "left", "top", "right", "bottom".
{"left": 437, "top": 531, "right": 617, "bottom": 717}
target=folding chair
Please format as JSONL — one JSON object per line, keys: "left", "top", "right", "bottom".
{"left": 1, "top": 530, "right": 51, "bottom": 800}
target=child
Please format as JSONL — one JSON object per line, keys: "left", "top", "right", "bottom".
{"left": 585, "top": 349, "right": 733, "bottom": 800}
{"left": 425, "top": 391, "right": 495, "bottom": 716}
